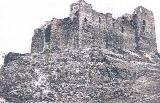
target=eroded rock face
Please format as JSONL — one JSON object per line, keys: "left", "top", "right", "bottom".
{"left": 0, "top": 47, "right": 160, "bottom": 103}
{"left": 0, "top": 0, "right": 160, "bottom": 103}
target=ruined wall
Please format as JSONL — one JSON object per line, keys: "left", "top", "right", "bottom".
{"left": 60, "top": 17, "right": 79, "bottom": 50}
{"left": 31, "top": 16, "right": 79, "bottom": 53}
{"left": 90, "top": 11, "right": 107, "bottom": 48}
{"left": 75, "top": 0, "right": 93, "bottom": 48}
{"left": 31, "top": 28, "right": 44, "bottom": 53}
{"left": 31, "top": 0, "right": 157, "bottom": 54}
{"left": 133, "top": 6, "right": 157, "bottom": 53}
{"left": 70, "top": 0, "right": 110, "bottom": 48}
{"left": 69, "top": 0, "right": 135, "bottom": 51}
{"left": 112, "top": 14, "right": 136, "bottom": 51}
{"left": 49, "top": 19, "right": 62, "bottom": 51}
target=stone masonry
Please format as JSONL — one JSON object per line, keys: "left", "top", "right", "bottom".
{"left": 31, "top": 0, "right": 157, "bottom": 54}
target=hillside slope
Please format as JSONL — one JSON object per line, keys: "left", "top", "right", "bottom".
{"left": 0, "top": 47, "right": 160, "bottom": 103}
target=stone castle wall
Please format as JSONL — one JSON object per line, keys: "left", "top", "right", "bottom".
{"left": 31, "top": 0, "right": 157, "bottom": 54}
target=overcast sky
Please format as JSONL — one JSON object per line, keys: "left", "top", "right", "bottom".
{"left": 0, "top": 0, "right": 160, "bottom": 65}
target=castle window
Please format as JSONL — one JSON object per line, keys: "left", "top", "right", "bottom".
{"left": 99, "top": 17, "right": 101, "bottom": 23}
{"left": 75, "top": 11, "right": 79, "bottom": 17}
{"left": 142, "top": 20, "right": 146, "bottom": 32}
{"left": 122, "top": 16, "right": 125, "bottom": 20}
{"left": 121, "top": 26, "right": 124, "bottom": 33}
{"left": 145, "top": 13, "right": 147, "bottom": 16}
{"left": 143, "top": 20, "right": 146, "bottom": 25}
{"left": 133, "top": 14, "right": 137, "bottom": 19}
{"left": 122, "top": 16, "right": 125, "bottom": 22}
{"left": 113, "top": 23, "right": 115, "bottom": 28}
{"left": 84, "top": 18, "right": 88, "bottom": 22}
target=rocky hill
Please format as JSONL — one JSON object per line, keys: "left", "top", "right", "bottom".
{"left": 0, "top": 0, "right": 160, "bottom": 103}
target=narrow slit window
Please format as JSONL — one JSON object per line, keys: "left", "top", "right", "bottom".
{"left": 122, "top": 16, "right": 125, "bottom": 23}
{"left": 84, "top": 18, "right": 88, "bottom": 22}
{"left": 121, "top": 26, "right": 124, "bottom": 33}
{"left": 142, "top": 20, "right": 146, "bottom": 32}
{"left": 99, "top": 17, "right": 101, "bottom": 23}
{"left": 113, "top": 23, "right": 115, "bottom": 28}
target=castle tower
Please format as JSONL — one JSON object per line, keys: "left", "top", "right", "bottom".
{"left": 133, "top": 6, "right": 157, "bottom": 54}
{"left": 70, "top": 0, "right": 92, "bottom": 21}
{"left": 70, "top": 0, "right": 93, "bottom": 48}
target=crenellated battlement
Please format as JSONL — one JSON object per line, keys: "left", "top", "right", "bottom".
{"left": 31, "top": 0, "right": 157, "bottom": 55}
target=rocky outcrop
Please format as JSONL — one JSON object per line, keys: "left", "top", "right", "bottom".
{"left": 0, "top": 0, "right": 160, "bottom": 103}
{"left": 3, "top": 52, "right": 29, "bottom": 65}
{"left": 1, "top": 47, "right": 160, "bottom": 103}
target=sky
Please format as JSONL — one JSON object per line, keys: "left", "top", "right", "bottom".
{"left": 0, "top": 0, "right": 160, "bottom": 65}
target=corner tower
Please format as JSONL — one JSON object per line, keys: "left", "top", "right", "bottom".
{"left": 70, "top": 0, "right": 92, "bottom": 21}
{"left": 133, "top": 6, "right": 157, "bottom": 54}
{"left": 70, "top": 0, "right": 93, "bottom": 48}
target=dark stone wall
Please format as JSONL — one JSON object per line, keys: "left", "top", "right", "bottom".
{"left": 31, "top": 0, "right": 157, "bottom": 55}
{"left": 4, "top": 52, "right": 28, "bottom": 65}
{"left": 31, "top": 29, "right": 44, "bottom": 53}
{"left": 133, "top": 6, "right": 157, "bottom": 53}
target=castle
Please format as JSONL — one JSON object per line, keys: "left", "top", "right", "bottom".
{"left": 31, "top": 0, "right": 157, "bottom": 55}
{"left": 2, "top": 1, "right": 160, "bottom": 102}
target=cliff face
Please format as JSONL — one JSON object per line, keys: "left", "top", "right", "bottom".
{"left": 0, "top": 0, "right": 160, "bottom": 103}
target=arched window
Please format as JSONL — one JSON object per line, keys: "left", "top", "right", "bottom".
{"left": 99, "top": 17, "right": 101, "bottom": 23}
{"left": 121, "top": 26, "right": 124, "bottom": 33}
{"left": 113, "top": 23, "right": 115, "bottom": 28}
{"left": 122, "top": 16, "right": 125, "bottom": 23}
{"left": 122, "top": 16, "right": 125, "bottom": 20}
{"left": 143, "top": 20, "right": 146, "bottom": 25}
{"left": 84, "top": 18, "right": 88, "bottom": 22}
{"left": 142, "top": 20, "right": 146, "bottom": 32}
